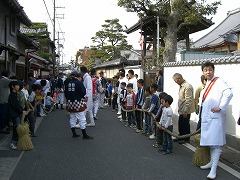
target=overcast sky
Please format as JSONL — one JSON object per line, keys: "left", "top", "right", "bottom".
{"left": 18, "top": 0, "right": 240, "bottom": 63}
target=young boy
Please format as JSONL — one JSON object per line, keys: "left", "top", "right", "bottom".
{"left": 8, "top": 81, "right": 26, "bottom": 150}
{"left": 27, "top": 84, "right": 42, "bottom": 136}
{"left": 148, "top": 83, "right": 160, "bottom": 140}
{"left": 135, "top": 79, "right": 144, "bottom": 133}
{"left": 158, "top": 94, "right": 174, "bottom": 155}
{"left": 107, "top": 80, "right": 112, "bottom": 106}
{"left": 142, "top": 87, "right": 151, "bottom": 135}
{"left": 153, "top": 92, "right": 168, "bottom": 148}
{"left": 125, "top": 83, "right": 136, "bottom": 127}
{"left": 119, "top": 82, "right": 127, "bottom": 122}
{"left": 45, "top": 92, "right": 54, "bottom": 110}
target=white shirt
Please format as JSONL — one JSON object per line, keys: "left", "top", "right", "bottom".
{"left": 159, "top": 107, "right": 173, "bottom": 128}
{"left": 128, "top": 77, "right": 138, "bottom": 94}
{"left": 83, "top": 73, "right": 92, "bottom": 98}
{"left": 21, "top": 88, "right": 29, "bottom": 100}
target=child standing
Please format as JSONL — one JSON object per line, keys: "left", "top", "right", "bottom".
{"left": 119, "top": 82, "right": 127, "bottom": 122}
{"left": 8, "top": 81, "right": 26, "bottom": 150}
{"left": 125, "top": 83, "right": 136, "bottom": 127}
{"left": 107, "top": 80, "right": 112, "bottom": 106}
{"left": 153, "top": 92, "right": 168, "bottom": 148}
{"left": 142, "top": 87, "right": 152, "bottom": 135}
{"left": 148, "top": 83, "right": 160, "bottom": 140}
{"left": 135, "top": 79, "right": 144, "bottom": 133}
{"left": 158, "top": 95, "right": 174, "bottom": 155}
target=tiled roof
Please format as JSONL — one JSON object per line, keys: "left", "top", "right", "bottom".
{"left": 162, "top": 55, "right": 240, "bottom": 67}
{"left": 191, "top": 8, "right": 240, "bottom": 49}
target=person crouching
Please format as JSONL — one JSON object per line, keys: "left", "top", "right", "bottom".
{"left": 64, "top": 72, "right": 93, "bottom": 140}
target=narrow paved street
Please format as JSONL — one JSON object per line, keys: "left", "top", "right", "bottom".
{"left": 4, "top": 107, "right": 240, "bottom": 180}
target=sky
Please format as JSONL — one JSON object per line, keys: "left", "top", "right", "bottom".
{"left": 18, "top": 0, "right": 240, "bottom": 63}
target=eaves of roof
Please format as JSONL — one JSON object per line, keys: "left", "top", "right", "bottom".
{"left": 4, "top": 0, "right": 32, "bottom": 26}
{"left": 17, "top": 30, "right": 39, "bottom": 49}
{"left": 192, "top": 8, "right": 240, "bottom": 49}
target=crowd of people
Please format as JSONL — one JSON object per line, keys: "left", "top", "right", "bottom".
{"left": 0, "top": 61, "right": 233, "bottom": 179}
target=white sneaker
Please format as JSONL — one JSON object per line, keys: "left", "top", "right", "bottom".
{"left": 10, "top": 143, "right": 17, "bottom": 150}
{"left": 119, "top": 119, "right": 123, "bottom": 122}
{"left": 40, "top": 113, "right": 46, "bottom": 117}
{"left": 86, "top": 122, "right": 95, "bottom": 127}
{"left": 117, "top": 112, "right": 121, "bottom": 115}
{"left": 149, "top": 134, "right": 156, "bottom": 140}
{"left": 75, "top": 124, "right": 80, "bottom": 129}
{"left": 117, "top": 115, "right": 122, "bottom": 119}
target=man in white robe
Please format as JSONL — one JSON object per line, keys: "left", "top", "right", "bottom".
{"left": 199, "top": 62, "right": 233, "bottom": 179}
{"left": 80, "top": 67, "right": 95, "bottom": 127}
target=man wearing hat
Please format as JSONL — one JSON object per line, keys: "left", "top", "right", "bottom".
{"left": 80, "top": 67, "right": 95, "bottom": 127}
{"left": 64, "top": 72, "right": 93, "bottom": 139}
{"left": 99, "top": 71, "right": 107, "bottom": 109}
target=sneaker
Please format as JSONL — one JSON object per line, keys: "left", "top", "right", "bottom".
{"left": 153, "top": 143, "right": 160, "bottom": 148}
{"left": 119, "top": 119, "right": 123, "bottom": 122}
{"left": 135, "top": 129, "right": 143, "bottom": 133}
{"left": 93, "top": 116, "right": 99, "bottom": 120}
{"left": 149, "top": 134, "right": 156, "bottom": 140}
{"left": 75, "top": 124, "right": 80, "bottom": 129}
{"left": 10, "top": 143, "right": 17, "bottom": 150}
{"left": 163, "top": 150, "right": 172, "bottom": 155}
{"left": 86, "top": 122, "right": 95, "bottom": 127}
{"left": 117, "top": 115, "right": 122, "bottom": 119}
{"left": 40, "top": 113, "right": 46, "bottom": 117}
{"left": 117, "top": 112, "right": 121, "bottom": 115}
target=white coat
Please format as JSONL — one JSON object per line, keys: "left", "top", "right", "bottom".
{"left": 200, "top": 77, "right": 233, "bottom": 146}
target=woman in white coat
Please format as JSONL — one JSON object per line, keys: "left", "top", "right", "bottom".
{"left": 199, "top": 62, "right": 233, "bottom": 179}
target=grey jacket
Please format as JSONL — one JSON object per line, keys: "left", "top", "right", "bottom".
{"left": 0, "top": 76, "right": 12, "bottom": 104}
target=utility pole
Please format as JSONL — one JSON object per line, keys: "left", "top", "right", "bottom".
{"left": 53, "top": 0, "right": 65, "bottom": 76}
{"left": 53, "top": 0, "right": 56, "bottom": 76}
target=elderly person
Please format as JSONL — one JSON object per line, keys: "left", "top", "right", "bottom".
{"left": 173, "top": 73, "right": 195, "bottom": 144}
{"left": 199, "top": 62, "right": 233, "bottom": 179}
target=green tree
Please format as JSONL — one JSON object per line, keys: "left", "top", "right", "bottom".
{"left": 91, "top": 18, "right": 132, "bottom": 62}
{"left": 118, "top": 0, "right": 221, "bottom": 62}
{"left": 23, "top": 22, "right": 52, "bottom": 61}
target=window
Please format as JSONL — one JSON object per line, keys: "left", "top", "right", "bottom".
{"left": 11, "top": 16, "right": 16, "bottom": 36}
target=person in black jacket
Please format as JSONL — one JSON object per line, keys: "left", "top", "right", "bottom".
{"left": 64, "top": 72, "right": 93, "bottom": 140}
{"left": 8, "top": 81, "right": 26, "bottom": 150}
{"left": 56, "top": 73, "right": 65, "bottom": 109}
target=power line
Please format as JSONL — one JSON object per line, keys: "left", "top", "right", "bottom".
{"left": 42, "top": 0, "right": 54, "bottom": 26}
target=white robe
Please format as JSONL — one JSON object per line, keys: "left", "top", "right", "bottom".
{"left": 200, "top": 76, "right": 233, "bottom": 146}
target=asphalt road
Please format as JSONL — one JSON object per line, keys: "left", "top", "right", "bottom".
{"left": 10, "top": 107, "right": 239, "bottom": 180}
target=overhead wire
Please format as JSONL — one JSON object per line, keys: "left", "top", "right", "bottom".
{"left": 42, "top": 0, "right": 54, "bottom": 26}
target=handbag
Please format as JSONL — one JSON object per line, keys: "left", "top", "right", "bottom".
{"left": 66, "top": 99, "right": 87, "bottom": 112}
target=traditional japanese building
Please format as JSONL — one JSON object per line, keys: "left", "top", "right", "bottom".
{"left": 191, "top": 8, "right": 240, "bottom": 53}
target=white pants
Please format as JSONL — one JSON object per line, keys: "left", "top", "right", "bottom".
{"left": 69, "top": 112, "right": 86, "bottom": 129}
{"left": 99, "top": 93, "right": 105, "bottom": 108}
{"left": 85, "top": 97, "right": 95, "bottom": 124}
{"left": 56, "top": 93, "right": 64, "bottom": 104}
{"left": 117, "top": 95, "right": 121, "bottom": 114}
{"left": 93, "top": 94, "right": 99, "bottom": 116}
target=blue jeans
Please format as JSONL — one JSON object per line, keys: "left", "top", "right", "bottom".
{"left": 127, "top": 111, "right": 134, "bottom": 125}
{"left": 144, "top": 113, "right": 152, "bottom": 133}
{"left": 162, "top": 125, "right": 173, "bottom": 153}
{"left": 11, "top": 117, "right": 21, "bottom": 144}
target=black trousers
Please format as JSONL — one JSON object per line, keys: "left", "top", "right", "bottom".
{"left": 135, "top": 106, "right": 143, "bottom": 130}
{"left": 112, "top": 94, "right": 118, "bottom": 110}
{"left": 178, "top": 114, "right": 191, "bottom": 141}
